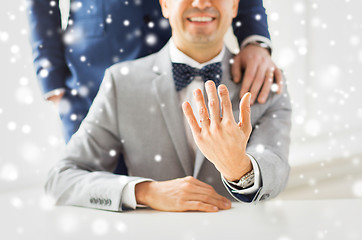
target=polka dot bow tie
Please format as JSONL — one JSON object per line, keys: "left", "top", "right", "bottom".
{"left": 172, "top": 62, "right": 222, "bottom": 91}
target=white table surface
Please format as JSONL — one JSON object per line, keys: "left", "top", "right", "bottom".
{"left": 1, "top": 187, "right": 361, "bottom": 240}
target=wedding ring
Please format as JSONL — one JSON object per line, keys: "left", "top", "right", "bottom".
{"left": 200, "top": 117, "right": 210, "bottom": 123}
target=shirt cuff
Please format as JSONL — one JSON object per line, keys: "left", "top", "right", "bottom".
{"left": 43, "top": 88, "right": 66, "bottom": 100}
{"left": 240, "top": 35, "right": 273, "bottom": 52}
{"left": 221, "top": 153, "right": 261, "bottom": 195}
{"left": 121, "top": 178, "right": 154, "bottom": 210}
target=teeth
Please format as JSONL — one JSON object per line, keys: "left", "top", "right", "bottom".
{"left": 189, "top": 17, "right": 213, "bottom": 22}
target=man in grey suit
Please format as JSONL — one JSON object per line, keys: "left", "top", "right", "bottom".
{"left": 46, "top": 0, "right": 291, "bottom": 212}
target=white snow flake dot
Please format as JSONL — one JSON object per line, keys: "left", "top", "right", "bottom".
{"left": 123, "top": 20, "right": 130, "bottom": 26}
{"left": 11, "top": 45, "right": 20, "bottom": 54}
{"left": 80, "top": 56, "right": 86, "bottom": 62}
{"left": 255, "top": 14, "right": 261, "bottom": 21}
{"left": 146, "top": 34, "right": 157, "bottom": 46}
{"left": 352, "top": 180, "right": 362, "bottom": 197}
{"left": 235, "top": 21, "right": 242, "bottom": 27}
{"left": 0, "top": 164, "right": 18, "bottom": 181}
{"left": 305, "top": 119, "right": 321, "bottom": 136}
{"left": 70, "top": 114, "right": 77, "bottom": 121}
{"left": 57, "top": 214, "right": 78, "bottom": 233}
{"left": 16, "top": 87, "right": 34, "bottom": 104}
{"left": 120, "top": 66, "right": 129, "bottom": 75}
{"left": 270, "top": 12, "right": 279, "bottom": 21}
{"left": 159, "top": 19, "right": 169, "bottom": 29}
{"left": 39, "top": 69, "right": 49, "bottom": 78}
{"left": 256, "top": 144, "right": 265, "bottom": 153}
{"left": 22, "top": 125, "right": 31, "bottom": 134}
{"left": 50, "top": 1, "right": 56, "bottom": 7}
{"left": 71, "top": 89, "right": 78, "bottom": 96}
{"left": 148, "top": 22, "right": 154, "bottom": 28}
{"left": 121, "top": 139, "right": 125, "bottom": 143}
{"left": 92, "top": 219, "right": 109, "bottom": 235}
{"left": 109, "top": 149, "right": 116, "bottom": 157}
{"left": 0, "top": 31, "right": 9, "bottom": 42}
{"left": 39, "top": 194, "right": 56, "bottom": 211}
{"left": 70, "top": 2, "right": 83, "bottom": 12}
{"left": 19, "top": 77, "right": 29, "bottom": 86}
{"left": 8, "top": 122, "right": 17, "bottom": 131}
{"left": 106, "top": 16, "right": 112, "bottom": 24}
{"left": 10, "top": 197, "right": 23, "bottom": 209}
{"left": 154, "top": 154, "right": 162, "bottom": 162}
{"left": 271, "top": 83, "right": 279, "bottom": 93}
{"left": 114, "top": 221, "right": 128, "bottom": 233}
{"left": 294, "top": 2, "right": 305, "bottom": 13}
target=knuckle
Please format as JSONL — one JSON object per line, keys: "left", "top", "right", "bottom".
{"left": 198, "top": 107, "right": 206, "bottom": 115}
{"left": 184, "top": 176, "right": 194, "bottom": 182}
{"left": 209, "top": 99, "right": 217, "bottom": 108}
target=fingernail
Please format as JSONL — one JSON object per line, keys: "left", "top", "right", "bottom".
{"left": 213, "top": 206, "right": 219, "bottom": 211}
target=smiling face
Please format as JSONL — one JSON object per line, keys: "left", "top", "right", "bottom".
{"left": 160, "top": 0, "right": 239, "bottom": 49}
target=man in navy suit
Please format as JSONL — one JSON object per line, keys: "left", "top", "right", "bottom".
{"left": 27, "top": 0, "right": 281, "bottom": 142}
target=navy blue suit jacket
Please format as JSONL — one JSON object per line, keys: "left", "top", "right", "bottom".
{"left": 27, "top": 0, "right": 270, "bottom": 141}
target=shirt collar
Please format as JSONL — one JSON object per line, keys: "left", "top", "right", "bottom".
{"left": 169, "top": 38, "right": 225, "bottom": 69}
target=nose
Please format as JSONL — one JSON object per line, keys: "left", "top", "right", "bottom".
{"left": 191, "top": 0, "right": 212, "bottom": 10}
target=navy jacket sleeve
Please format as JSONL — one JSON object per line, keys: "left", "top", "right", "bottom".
{"left": 27, "top": 0, "right": 69, "bottom": 94}
{"left": 233, "top": 0, "right": 270, "bottom": 46}
{"left": 26, "top": 0, "right": 270, "bottom": 95}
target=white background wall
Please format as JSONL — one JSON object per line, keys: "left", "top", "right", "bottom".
{"left": 0, "top": 0, "right": 361, "bottom": 198}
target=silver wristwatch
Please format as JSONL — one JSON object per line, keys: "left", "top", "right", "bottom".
{"left": 229, "top": 169, "right": 255, "bottom": 189}
{"left": 245, "top": 40, "right": 272, "bottom": 55}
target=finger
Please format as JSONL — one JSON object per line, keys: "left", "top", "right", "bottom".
{"left": 217, "top": 84, "right": 234, "bottom": 122}
{"left": 205, "top": 81, "right": 221, "bottom": 124}
{"left": 257, "top": 67, "right": 274, "bottom": 103}
{"left": 274, "top": 67, "right": 283, "bottom": 94}
{"left": 240, "top": 62, "right": 257, "bottom": 98}
{"left": 231, "top": 56, "right": 242, "bottom": 83}
{"left": 249, "top": 63, "right": 268, "bottom": 104}
{"left": 184, "top": 201, "right": 219, "bottom": 212}
{"left": 193, "top": 88, "right": 210, "bottom": 127}
{"left": 238, "top": 92, "right": 252, "bottom": 134}
{"left": 182, "top": 102, "right": 201, "bottom": 135}
{"left": 183, "top": 182, "right": 230, "bottom": 207}
{"left": 189, "top": 193, "right": 231, "bottom": 210}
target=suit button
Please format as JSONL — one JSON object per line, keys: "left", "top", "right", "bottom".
{"left": 260, "top": 194, "right": 270, "bottom": 201}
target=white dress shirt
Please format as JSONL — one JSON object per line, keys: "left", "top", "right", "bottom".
{"left": 121, "top": 39, "right": 261, "bottom": 209}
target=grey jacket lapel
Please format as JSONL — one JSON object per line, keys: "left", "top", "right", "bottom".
{"left": 152, "top": 43, "right": 194, "bottom": 176}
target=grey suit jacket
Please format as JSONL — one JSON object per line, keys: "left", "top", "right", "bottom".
{"left": 45, "top": 42, "right": 292, "bottom": 211}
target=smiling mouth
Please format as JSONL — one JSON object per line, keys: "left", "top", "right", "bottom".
{"left": 187, "top": 16, "right": 215, "bottom": 23}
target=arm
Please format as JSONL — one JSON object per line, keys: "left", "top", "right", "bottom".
{"left": 182, "top": 80, "right": 291, "bottom": 202}
{"left": 231, "top": 0, "right": 283, "bottom": 104}
{"left": 45, "top": 70, "right": 231, "bottom": 212}
{"left": 45, "top": 70, "right": 146, "bottom": 211}
{"left": 26, "top": 0, "right": 69, "bottom": 98}
{"left": 233, "top": 0, "right": 270, "bottom": 45}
